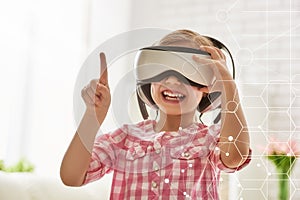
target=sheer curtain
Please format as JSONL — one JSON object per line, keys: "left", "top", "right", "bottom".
{"left": 0, "top": 0, "right": 89, "bottom": 174}
{"left": 0, "top": 0, "right": 132, "bottom": 176}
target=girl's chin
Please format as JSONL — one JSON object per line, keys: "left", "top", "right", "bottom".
{"left": 158, "top": 106, "right": 196, "bottom": 116}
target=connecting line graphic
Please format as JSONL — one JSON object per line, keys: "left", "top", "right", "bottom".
{"left": 251, "top": 23, "right": 300, "bottom": 52}
{"left": 212, "top": 0, "right": 300, "bottom": 199}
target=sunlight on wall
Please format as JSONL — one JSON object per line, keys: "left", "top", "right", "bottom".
{"left": 0, "top": 0, "right": 131, "bottom": 177}
{"left": 0, "top": 0, "right": 88, "bottom": 173}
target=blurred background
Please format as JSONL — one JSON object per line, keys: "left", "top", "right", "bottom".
{"left": 0, "top": 0, "right": 299, "bottom": 199}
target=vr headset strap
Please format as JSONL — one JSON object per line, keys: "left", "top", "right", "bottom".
{"left": 137, "top": 93, "right": 149, "bottom": 119}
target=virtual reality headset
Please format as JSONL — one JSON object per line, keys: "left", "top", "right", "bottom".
{"left": 135, "top": 46, "right": 215, "bottom": 87}
{"left": 134, "top": 39, "right": 235, "bottom": 123}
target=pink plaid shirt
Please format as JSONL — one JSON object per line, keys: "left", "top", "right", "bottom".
{"left": 84, "top": 120, "right": 251, "bottom": 200}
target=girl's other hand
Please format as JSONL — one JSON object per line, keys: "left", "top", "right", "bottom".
{"left": 193, "top": 46, "right": 232, "bottom": 80}
{"left": 192, "top": 46, "right": 234, "bottom": 92}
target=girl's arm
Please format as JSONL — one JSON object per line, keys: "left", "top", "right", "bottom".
{"left": 60, "top": 53, "right": 111, "bottom": 186}
{"left": 218, "top": 80, "right": 250, "bottom": 168}
{"left": 194, "top": 47, "right": 250, "bottom": 168}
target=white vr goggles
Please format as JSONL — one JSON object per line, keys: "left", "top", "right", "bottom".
{"left": 135, "top": 46, "right": 215, "bottom": 87}
{"left": 134, "top": 40, "right": 235, "bottom": 123}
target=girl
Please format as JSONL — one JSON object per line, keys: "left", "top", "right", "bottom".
{"left": 60, "top": 29, "right": 251, "bottom": 200}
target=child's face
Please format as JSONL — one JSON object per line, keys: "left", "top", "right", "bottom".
{"left": 150, "top": 76, "right": 208, "bottom": 115}
{"left": 149, "top": 41, "right": 209, "bottom": 116}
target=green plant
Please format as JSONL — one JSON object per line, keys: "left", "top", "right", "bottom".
{"left": 266, "top": 138, "right": 299, "bottom": 200}
{"left": 0, "top": 160, "right": 5, "bottom": 171}
{"left": 0, "top": 158, "right": 34, "bottom": 173}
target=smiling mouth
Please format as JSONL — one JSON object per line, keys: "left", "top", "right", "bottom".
{"left": 162, "top": 90, "right": 186, "bottom": 101}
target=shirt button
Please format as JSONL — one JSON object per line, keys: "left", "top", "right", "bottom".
{"left": 155, "top": 149, "right": 161, "bottom": 154}
{"left": 181, "top": 152, "right": 190, "bottom": 158}
{"left": 153, "top": 165, "right": 159, "bottom": 171}
{"left": 152, "top": 181, "right": 158, "bottom": 188}
{"left": 163, "top": 135, "right": 171, "bottom": 139}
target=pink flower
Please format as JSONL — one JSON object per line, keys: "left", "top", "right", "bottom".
{"left": 265, "top": 137, "right": 299, "bottom": 200}
{"left": 288, "top": 140, "right": 300, "bottom": 157}
{"left": 266, "top": 137, "right": 300, "bottom": 157}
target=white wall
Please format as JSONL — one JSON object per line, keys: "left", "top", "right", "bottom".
{"left": 0, "top": 0, "right": 132, "bottom": 177}
{"left": 0, "top": 0, "right": 87, "bottom": 173}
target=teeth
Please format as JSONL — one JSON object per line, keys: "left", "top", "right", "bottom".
{"left": 163, "top": 91, "right": 184, "bottom": 98}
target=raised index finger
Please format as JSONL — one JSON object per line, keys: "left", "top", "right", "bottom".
{"left": 99, "top": 52, "right": 108, "bottom": 86}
